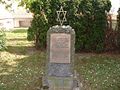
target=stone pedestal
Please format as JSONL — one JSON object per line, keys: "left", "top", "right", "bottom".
{"left": 48, "top": 77, "right": 73, "bottom": 90}
{"left": 42, "top": 25, "right": 80, "bottom": 90}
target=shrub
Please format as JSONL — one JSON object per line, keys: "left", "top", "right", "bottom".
{"left": 26, "top": 0, "right": 111, "bottom": 52}
{"left": 27, "top": 14, "right": 48, "bottom": 49}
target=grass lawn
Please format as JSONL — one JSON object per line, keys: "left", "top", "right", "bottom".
{"left": 0, "top": 29, "right": 120, "bottom": 90}
{"left": 75, "top": 53, "right": 120, "bottom": 90}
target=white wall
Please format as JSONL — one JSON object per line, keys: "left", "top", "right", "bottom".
{"left": 0, "top": 19, "right": 14, "bottom": 30}
{"left": 0, "top": 2, "right": 33, "bottom": 29}
{"left": 14, "top": 18, "right": 32, "bottom": 28}
{"left": 4, "top": 19, "right": 14, "bottom": 30}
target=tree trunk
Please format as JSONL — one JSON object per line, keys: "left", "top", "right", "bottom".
{"left": 35, "top": 33, "right": 40, "bottom": 49}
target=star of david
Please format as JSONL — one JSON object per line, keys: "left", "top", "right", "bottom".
{"left": 56, "top": 6, "right": 67, "bottom": 26}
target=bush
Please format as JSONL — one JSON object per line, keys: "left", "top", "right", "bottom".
{"left": 27, "top": 0, "right": 111, "bottom": 52}
{"left": 73, "top": 0, "right": 111, "bottom": 52}
{"left": 0, "top": 28, "right": 6, "bottom": 51}
{"left": 27, "top": 14, "right": 48, "bottom": 49}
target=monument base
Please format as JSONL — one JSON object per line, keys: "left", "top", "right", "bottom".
{"left": 42, "top": 74, "right": 81, "bottom": 90}
{"left": 48, "top": 76, "right": 73, "bottom": 90}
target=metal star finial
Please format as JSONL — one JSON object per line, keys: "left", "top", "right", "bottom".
{"left": 56, "top": 6, "right": 67, "bottom": 26}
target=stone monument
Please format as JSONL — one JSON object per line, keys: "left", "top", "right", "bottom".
{"left": 42, "top": 6, "right": 80, "bottom": 90}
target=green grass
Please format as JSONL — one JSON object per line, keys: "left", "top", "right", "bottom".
{"left": 75, "top": 54, "right": 120, "bottom": 90}
{"left": 0, "top": 29, "right": 120, "bottom": 90}
{"left": 12, "top": 28, "right": 27, "bottom": 33}
{"left": 0, "top": 29, "right": 45, "bottom": 90}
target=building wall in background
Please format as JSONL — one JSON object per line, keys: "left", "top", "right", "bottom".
{"left": 0, "top": 1, "right": 33, "bottom": 30}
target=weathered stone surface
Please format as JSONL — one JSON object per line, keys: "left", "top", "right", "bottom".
{"left": 48, "top": 77, "right": 73, "bottom": 90}
{"left": 42, "top": 25, "right": 79, "bottom": 90}
{"left": 50, "top": 33, "right": 71, "bottom": 63}
{"left": 46, "top": 25, "right": 75, "bottom": 77}
{"left": 48, "top": 63, "right": 72, "bottom": 77}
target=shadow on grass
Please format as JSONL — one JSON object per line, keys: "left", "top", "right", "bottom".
{"left": 6, "top": 46, "right": 36, "bottom": 55}
{"left": 12, "top": 29, "right": 27, "bottom": 33}
{"left": 0, "top": 52, "right": 46, "bottom": 90}
{"left": 7, "top": 38, "right": 27, "bottom": 41}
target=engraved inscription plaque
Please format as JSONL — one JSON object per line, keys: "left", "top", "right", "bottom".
{"left": 50, "top": 33, "right": 71, "bottom": 63}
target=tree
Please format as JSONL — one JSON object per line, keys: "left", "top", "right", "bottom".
{"left": 19, "top": 0, "right": 111, "bottom": 52}
{"left": 76, "top": 0, "right": 111, "bottom": 52}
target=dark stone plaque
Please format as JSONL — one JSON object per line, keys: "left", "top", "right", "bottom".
{"left": 50, "top": 33, "right": 71, "bottom": 63}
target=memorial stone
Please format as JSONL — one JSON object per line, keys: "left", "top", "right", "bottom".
{"left": 42, "top": 6, "right": 80, "bottom": 90}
